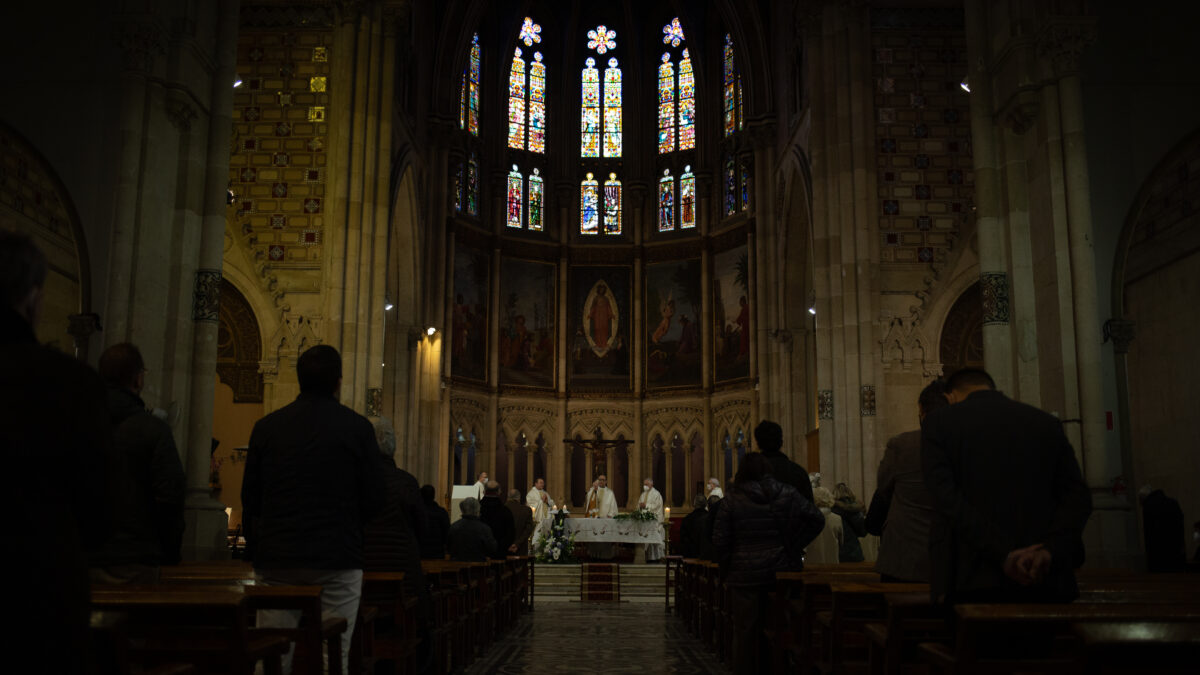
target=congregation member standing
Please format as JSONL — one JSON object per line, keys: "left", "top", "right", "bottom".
{"left": 89, "top": 343, "right": 186, "bottom": 583}
{"left": 706, "top": 477, "right": 724, "bottom": 499}
{"left": 242, "top": 344, "right": 386, "bottom": 673}
{"left": 832, "top": 483, "right": 867, "bottom": 563}
{"left": 639, "top": 478, "right": 666, "bottom": 563}
{"left": 922, "top": 368, "right": 1092, "bottom": 603}
{"left": 447, "top": 497, "right": 497, "bottom": 561}
{"left": 868, "top": 380, "right": 947, "bottom": 582}
{"left": 479, "top": 481, "right": 516, "bottom": 557}
{"left": 806, "top": 487, "right": 843, "bottom": 564}
{"left": 754, "top": 420, "right": 815, "bottom": 505}
{"left": 507, "top": 489, "right": 535, "bottom": 555}
{"left": 679, "top": 494, "right": 710, "bottom": 558}
{"left": 1, "top": 232, "right": 110, "bottom": 675}
{"left": 713, "top": 453, "right": 824, "bottom": 675}
{"left": 419, "top": 484, "right": 450, "bottom": 559}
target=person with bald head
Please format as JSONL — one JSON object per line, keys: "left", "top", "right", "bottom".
{"left": 585, "top": 474, "right": 619, "bottom": 560}
{"left": 479, "top": 480, "right": 515, "bottom": 558}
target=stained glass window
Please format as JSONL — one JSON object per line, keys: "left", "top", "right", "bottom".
{"left": 528, "top": 52, "right": 546, "bottom": 153}
{"left": 467, "top": 157, "right": 479, "bottom": 216}
{"left": 508, "top": 48, "right": 527, "bottom": 149}
{"left": 581, "top": 173, "right": 599, "bottom": 234}
{"left": 662, "top": 17, "right": 685, "bottom": 47}
{"left": 518, "top": 17, "right": 542, "bottom": 46}
{"left": 603, "top": 58, "right": 622, "bottom": 157}
{"left": 581, "top": 57, "right": 600, "bottom": 157}
{"left": 587, "top": 25, "right": 617, "bottom": 54}
{"left": 459, "top": 36, "right": 481, "bottom": 134}
{"left": 528, "top": 169, "right": 544, "bottom": 231}
{"left": 604, "top": 173, "right": 622, "bottom": 235}
{"left": 681, "top": 166, "right": 696, "bottom": 229}
{"left": 658, "top": 169, "right": 675, "bottom": 232}
{"left": 724, "top": 156, "right": 736, "bottom": 216}
{"left": 740, "top": 160, "right": 752, "bottom": 211}
{"left": 724, "top": 34, "right": 737, "bottom": 136}
{"left": 658, "top": 53, "right": 675, "bottom": 154}
{"left": 678, "top": 49, "right": 695, "bottom": 150}
{"left": 506, "top": 166, "right": 524, "bottom": 229}
{"left": 453, "top": 163, "right": 463, "bottom": 212}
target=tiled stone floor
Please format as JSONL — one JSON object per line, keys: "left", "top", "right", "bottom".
{"left": 463, "top": 602, "right": 732, "bottom": 674}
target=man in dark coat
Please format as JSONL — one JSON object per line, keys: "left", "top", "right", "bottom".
{"left": 754, "top": 420, "right": 815, "bottom": 505}
{"left": 447, "top": 498, "right": 497, "bottom": 562}
{"left": 506, "top": 488, "right": 535, "bottom": 555}
{"left": 89, "top": 342, "right": 186, "bottom": 583}
{"left": 921, "top": 368, "right": 1092, "bottom": 604}
{"left": 419, "top": 484, "right": 450, "bottom": 559}
{"left": 867, "top": 380, "right": 948, "bottom": 582}
{"left": 679, "top": 494, "right": 710, "bottom": 558}
{"left": 479, "top": 480, "right": 515, "bottom": 557}
{"left": 242, "top": 344, "right": 386, "bottom": 673}
{"left": 1139, "top": 486, "right": 1186, "bottom": 572}
{"left": 1, "top": 232, "right": 110, "bottom": 675}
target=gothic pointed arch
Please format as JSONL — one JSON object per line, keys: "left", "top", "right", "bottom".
{"left": 217, "top": 278, "right": 265, "bottom": 403}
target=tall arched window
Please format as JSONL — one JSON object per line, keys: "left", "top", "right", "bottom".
{"left": 506, "top": 165, "right": 544, "bottom": 231}
{"left": 657, "top": 18, "right": 694, "bottom": 154}
{"left": 459, "top": 34, "right": 480, "bottom": 136}
{"left": 581, "top": 25, "right": 620, "bottom": 158}
{"left": 657, "top": 165, "right": 697, "bottom": 232}
{"left": 724, "top": 34, "right": 744, "bottom": 136}
{"left": 508, "top": 18, "right": 546, "bottom": 153}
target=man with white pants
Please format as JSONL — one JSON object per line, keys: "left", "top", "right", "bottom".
{"left": 242, "top": 345, "right": 386, "bottom": 674}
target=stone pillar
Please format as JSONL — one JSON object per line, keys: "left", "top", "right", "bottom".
{"left": 182, "top": 0, "right": 239, "bottom": 561}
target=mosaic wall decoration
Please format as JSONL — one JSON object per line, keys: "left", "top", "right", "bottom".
{"left": 860, "top": 385, "right": 877, "bottom": 416}
{"left": 713, "top": 244, "right": 751, "bottom": 383}
{"left": 230, "top": 30, "right": 331, "bottom": 266}
{"left": 499, "top": 257, "right": 556, "bottom": 388}
{"left": 981, "top": 271, "right": 1010, "bottom": 325}
{"left": 818, "top": 390, "right": 834, "bottom": 419}
{"left": 645, "top": 259, "right": 702, "bottom": 389}
{"left": 871, "top": 11, "right": 973, "bottom": 264}
{"left": 451, "top": 244, "right": 489, "bottom": 382}
{"left": 569, "top": 265, "right": 631, "bottom": 390}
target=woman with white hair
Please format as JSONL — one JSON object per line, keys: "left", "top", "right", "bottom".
{"left": 804, "top": 487, "right": 843, "bottom": 564}
{"left": 707, "top": 477, "right": 724, "bottom": 499}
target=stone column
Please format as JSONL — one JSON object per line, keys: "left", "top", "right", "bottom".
{"left": 182, "top": 0, "right": 239, "bottom": 561}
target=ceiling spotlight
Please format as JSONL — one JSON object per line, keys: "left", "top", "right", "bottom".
{"left": 808, "top": 307, "right": 817, "bottom": 316}
{"left": 426, "top": 326, "right": 437, "bottom": 336}
{"left": 226, "top": 188, "right": 237, "bottom": 205}
{"left": 384, "top": 301, "right": 394, "bottom": 311}
{"left": 233, "top": 76, "right": 243, "bottom": 88}
{"left": 959, "top": 75, "right": 971, "bottom": 93}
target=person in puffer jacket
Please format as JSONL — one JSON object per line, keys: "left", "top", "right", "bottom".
{"left": 714, "top": 452, "right": 825, "bottom": 675}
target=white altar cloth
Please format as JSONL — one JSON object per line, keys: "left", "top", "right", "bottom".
{"left": 533, "top": 516, "right": 664, "bottom": 547}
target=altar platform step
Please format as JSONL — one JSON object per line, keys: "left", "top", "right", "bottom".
{"left": 533, "top": 563, "right": 668, "bottom": 602}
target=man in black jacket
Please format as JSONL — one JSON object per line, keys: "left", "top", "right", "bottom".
{"left": 447, "top": 498, "right": 497, "bottom": 561}
{"left": 922, "top": 368, "right": 1092, "bottom": 604}
{"left": 507, "top": 488, "right": 535, "bottom": 555}
{"left": 419, "top": 484, "right": 451, "bottom": 559}
{"left": 2, "top": 232, "right": 110, "bottom": 675}
{"left": 242, "top": 344, "right": 386, "bottom": 673}
{"left": 89, "top": 343, "right": 186, "bottom": 583}
{"left": 754, "top": 420, "right": 815, "bottom": 505}
{"left": 479, "top": 480, "right": 515, "bottom": 557}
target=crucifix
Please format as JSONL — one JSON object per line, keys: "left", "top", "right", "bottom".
{"left": 565, "top": 426, "right": 633, "bottom": 481}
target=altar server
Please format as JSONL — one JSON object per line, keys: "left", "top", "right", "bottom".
{"left": 639, "top": 478, "right": 666, "bottom": 562}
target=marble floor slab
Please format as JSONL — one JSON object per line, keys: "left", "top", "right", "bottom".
{"left": 464, "top": 602, "right": 732, "bottom": 674}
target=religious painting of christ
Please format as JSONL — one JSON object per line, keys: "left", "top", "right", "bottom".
{"left": 450, "top": 245, "right": 489, "bottom": 381}
{"left": 498, "top": 257, "right": 556, "bottom": 388}
{"left": 645, "top": 259, "right": 701, "bottom": 389}
{"left": 569, "top": 266, "right": 631, "bottom": 390}
{"left": 713, "top": 244, "right": 751, "bottom": 383}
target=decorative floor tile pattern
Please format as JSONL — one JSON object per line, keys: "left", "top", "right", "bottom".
{"left": 463, "top": 603, "right": 731, "bottom": 674}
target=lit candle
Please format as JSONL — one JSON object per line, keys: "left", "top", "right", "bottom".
{"left": 664, "top": 507, "right": 671, "bottom": 519}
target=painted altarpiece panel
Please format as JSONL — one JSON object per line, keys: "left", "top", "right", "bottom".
{"left": 645, "top": 259, "right": 702, "bottom": 389}
{"left": 713, "top": 244, "right": 751, "bottom": 382}
{"left": 569, "top": 266, "right": 631, "bottom": 390}
{"left": 451, "top": 245, "right": 489, "bottom": 381}
{"left": 498, "top": 258, "right": 556, "bottom": 388}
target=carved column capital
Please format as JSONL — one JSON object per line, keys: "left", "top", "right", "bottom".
{"left": 1036, "top": 19, "right": 1097, "bottom": 77}
{"left": 980, "top": 272, "right": 1010, "bottom": 325}
{"left": 165, "top": 99, "right": 198, "bottom": 133}
{"left": 1104, "top": 318, "right": 1136, "bottom": 355}
{"left": 192, "top": 269, "right": 222, "bottom": 322}
{"left": 113, "top": 18, "right": 166, "bottom": 72}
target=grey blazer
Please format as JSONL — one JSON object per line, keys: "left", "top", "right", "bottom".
{"left": 874, "top": 430, "right": 934, "bottom": 582}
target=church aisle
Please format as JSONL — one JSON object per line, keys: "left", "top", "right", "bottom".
{"left": 463, "top": 602, "right": 732, "bottom": 674}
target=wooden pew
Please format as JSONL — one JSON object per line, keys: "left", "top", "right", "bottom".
{"left": 358, "top": 571, "right": 418, "bottom": 675}
{"left": 89, "top": 611, "right": 198, "bottom": 675}
{"left": 1072, "top": 621, "right": 1200, "bottom": 674}
{"left": 919, "top": 602, "right": 1200, "bottom": 675}
{"left": 90, "top": 588, "right": 289, "bottom": 675}
{"left": 815, "top": 581, "right": 930, "bottom": 675}
{"left": 774, "top": 568, "right": 881, "bottom": 673}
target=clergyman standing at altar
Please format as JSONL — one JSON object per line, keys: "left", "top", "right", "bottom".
{"left": 640, "top": 478, "right": 665, "bottom": 563}
{"left": 585, "top": 475, "right": 619, "bottom": 560}
{"left": 526, "top": 477, "right": 555, "bottom": 524}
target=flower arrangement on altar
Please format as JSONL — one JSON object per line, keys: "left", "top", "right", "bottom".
{"left": 534, "top": 510, "right": 577, "bottom": 563}
{"left": 613, "top": 508, "right": 658, "bottom": 523}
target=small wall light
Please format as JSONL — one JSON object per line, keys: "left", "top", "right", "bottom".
{"left": 233, "top": 76, "right": 243, "bottom": 88}
{"left": 959, "top": 75, "right": 971, "bottom": 93}
{"left": 426, "top": 326, "right": 437, "bottom": 336}
{"left": 808, "top": 307, "right": 817, "bottom": 316}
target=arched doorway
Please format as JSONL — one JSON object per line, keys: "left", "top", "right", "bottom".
{"left": 938, "top": 281, "right": 984, "bottom": 378}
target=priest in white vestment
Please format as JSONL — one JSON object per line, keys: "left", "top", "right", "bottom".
{"left": 473, "top": 472, "right": 489, "bottom": 500}
{"left": 639, "top": 478, "right": 666, "bottom": 562}
{"left": 706, "top": 477, "right": 724, "bottom": 499}
{"left": 585, "top": 475, "right": 619, "bottom": 559}
{"left": 526, "top": 477, "right": 555, "bottom": 524}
